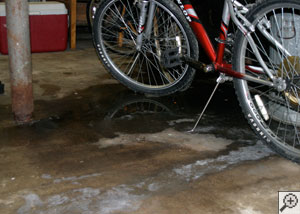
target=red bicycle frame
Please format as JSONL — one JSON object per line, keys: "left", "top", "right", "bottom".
{"left": 179, "top": 0, "right": 244, "bottom": 78}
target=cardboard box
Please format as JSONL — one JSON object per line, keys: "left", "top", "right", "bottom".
{"left": 0, "top": 2, "right": 68, "bottom": 54}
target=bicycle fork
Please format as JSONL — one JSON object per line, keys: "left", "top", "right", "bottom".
{"left": 227, "top": 0, "right": 289, "bottom": 91}
{"left": 136, "top": 0, "right": 155, "bottom": 51}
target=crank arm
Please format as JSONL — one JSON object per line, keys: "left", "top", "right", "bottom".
{"left": 180, "top": 56, "right": 207, "bottom": 71}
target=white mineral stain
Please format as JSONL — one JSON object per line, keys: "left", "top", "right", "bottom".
{"left": 173, "top": 141, "right": 274, "bottom": 181}
{"left": 96, "top": 128, "right": 231, "bottom": 152}
{"left": 17, "top": 185, "right": 144, "bottom": 214}
{"left": 47, "top": 194, "right": 69, "bottom": 206}
{"left": 168, "top": 118, "right": 195, "bottom": 126}
{"left": 41, "top": 174, "right": 52, "bottom": 179}
{"left": 52, "top": 173, "right": 101, "bottom": 184}
{"left": 98, "top": 185, "right": 144, "bottom": 214}
{"left": 148, "top": 183, "right": 160, "bottom": 192}
{"left": 17, "top": 193, "right": 43, "bottom": 214}
{"left": 238, "top": 206, "right": 263, "bottom": 214}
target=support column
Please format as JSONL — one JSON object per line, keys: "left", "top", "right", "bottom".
{"left": 70, "top": 0, "right": 77, "bottom": 49}
{"left": 6, "top": 0, "right": 33, "bottom": 123}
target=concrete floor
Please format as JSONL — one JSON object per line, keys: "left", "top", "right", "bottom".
{"left": 1, "top": 29, "right": 300, "bottom": 214}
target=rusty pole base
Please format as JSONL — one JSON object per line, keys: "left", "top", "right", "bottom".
{"left": 10, "top": 83, "right": 34, "bottom": 124}
{"left": 14, "top": 114, "right": 33, "bottom": 125}
{"left": 6, "top": 0, "right": 34, "bottom": 125}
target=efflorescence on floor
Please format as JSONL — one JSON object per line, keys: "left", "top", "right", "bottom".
{"left": 1, "top": 49, "right": 300, "bottom": 214}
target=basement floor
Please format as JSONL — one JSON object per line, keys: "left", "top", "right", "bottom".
{"left": 0, "top": 29, "right": 300, "bottom": 214}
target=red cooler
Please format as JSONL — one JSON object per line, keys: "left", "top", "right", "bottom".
{"left": 0, "top": 2, "right": 68, "bottom": 54}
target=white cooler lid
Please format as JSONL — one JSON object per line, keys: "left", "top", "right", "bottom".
{"left": 0, "top": 1, "right": 67, "bottom": 16}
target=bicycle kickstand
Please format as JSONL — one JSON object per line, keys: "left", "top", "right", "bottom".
{"left": 189, "top": 73, "right": 231, "bottom": 133}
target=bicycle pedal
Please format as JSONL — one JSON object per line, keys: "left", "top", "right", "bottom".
{"left": 161, "top": 48, "right": 181, "bottom": 68}
{"left": 215, "top": 36, "right": 234, "bottom": 46}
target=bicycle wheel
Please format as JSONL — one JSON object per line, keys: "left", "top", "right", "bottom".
{"left": 93, "top": 0, "right": 198, "bottom": 96}
{"left": 86, "top": 0, "right": 101, "bottom": 31}
{"left": 233, "top": 0, "right": 300, "bottom": 162}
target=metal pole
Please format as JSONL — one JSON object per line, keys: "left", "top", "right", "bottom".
{"left": 6, "top": 0, "right": 33, "bottom": 123}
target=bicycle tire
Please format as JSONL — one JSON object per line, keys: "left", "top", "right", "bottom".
{"left": 93, "top": 0, "right": 198, "bottom": 96}
{"left": 233, "top": 0, "right": 300, "bottom": 162}
{"left": 86, "top": 0, "right": 101, "bottom": 31}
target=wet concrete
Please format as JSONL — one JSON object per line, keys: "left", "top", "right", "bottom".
{"left": 1, "top": 31, "right": 300, "bottom": 214}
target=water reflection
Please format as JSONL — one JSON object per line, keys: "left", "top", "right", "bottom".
{"left": 0, "top": 82, "right": 256, "bottom": 145}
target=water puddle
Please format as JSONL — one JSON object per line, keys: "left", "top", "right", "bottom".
{"left": 0, "top": 80, "right": 277, "bottom": 214}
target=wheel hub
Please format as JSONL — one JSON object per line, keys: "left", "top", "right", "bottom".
{"left": 278, "top": 56, "right": 300, "bottom": 106}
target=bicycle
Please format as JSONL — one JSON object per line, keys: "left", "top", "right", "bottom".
{"left": 92, "top": 0, "right": 300, "bottom": 162}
